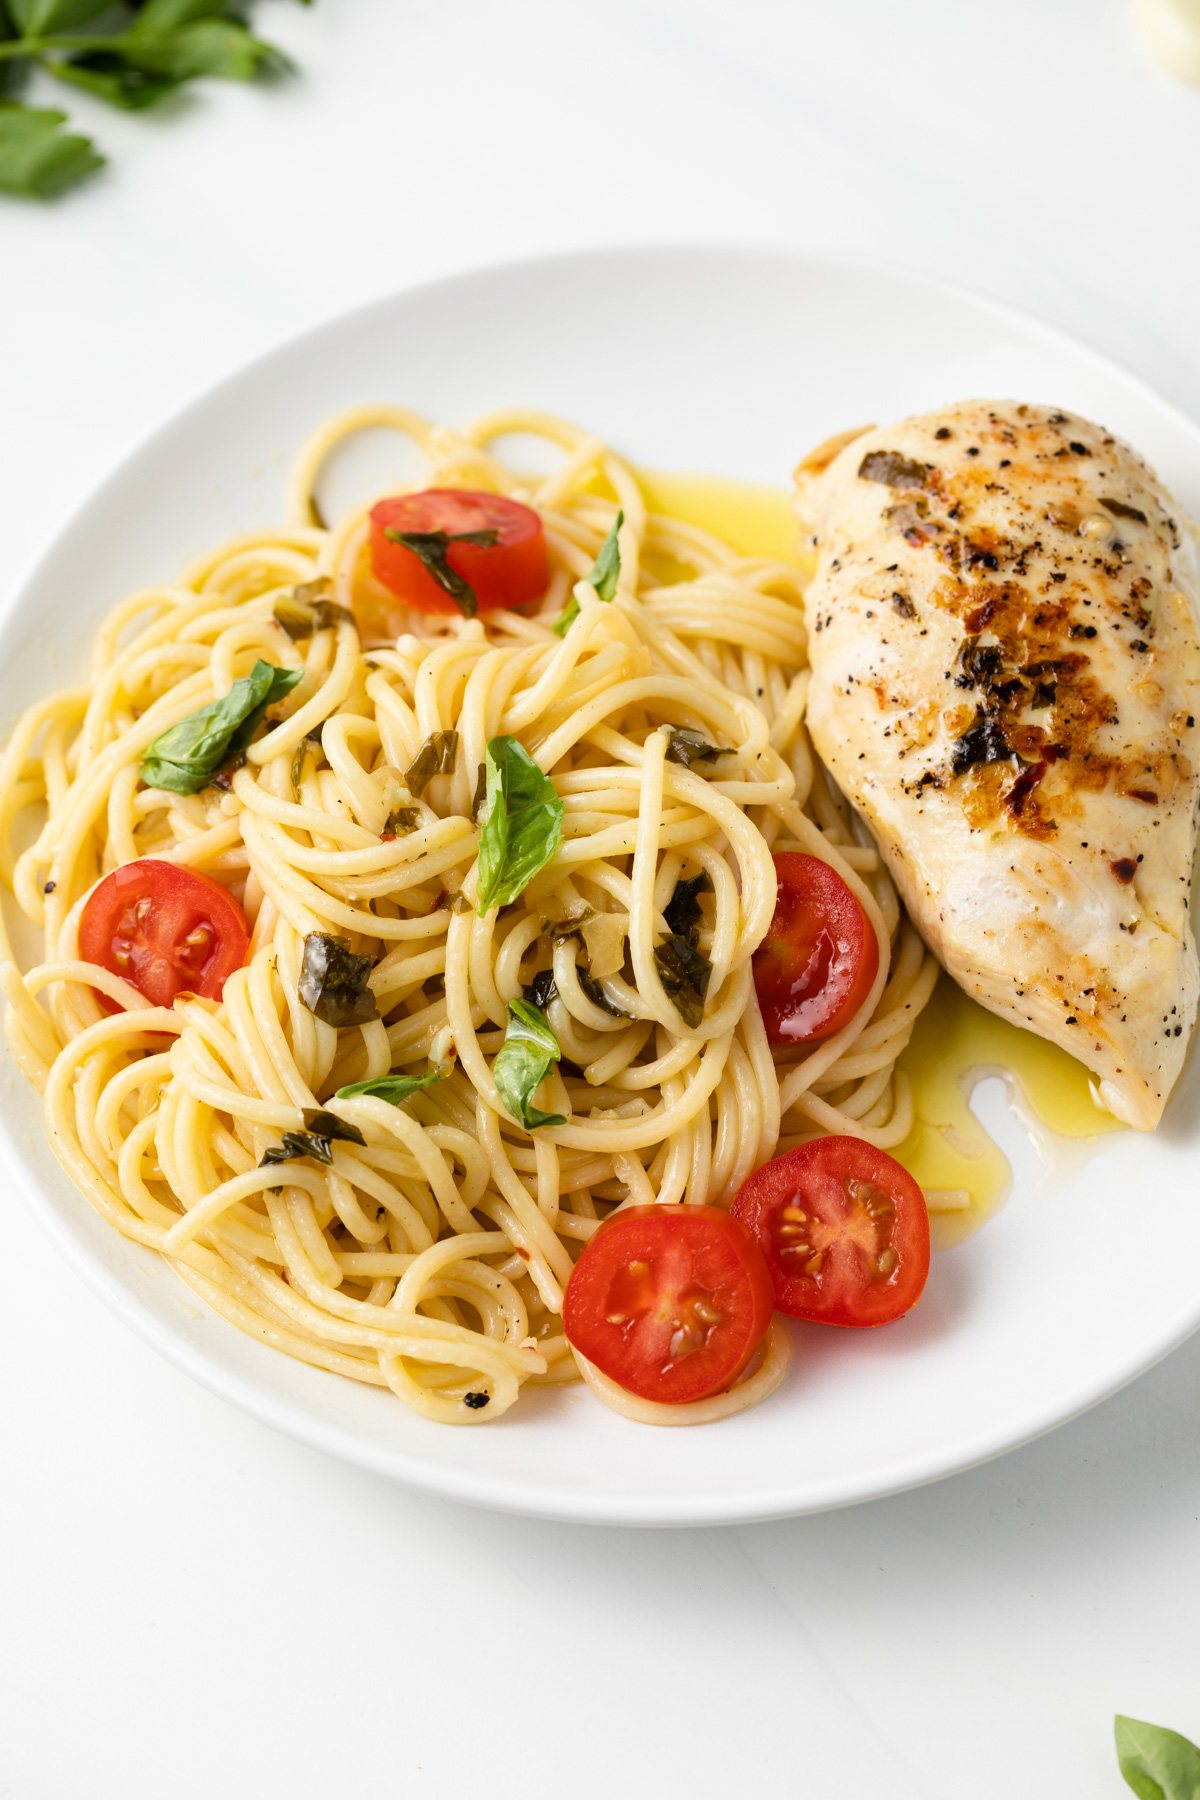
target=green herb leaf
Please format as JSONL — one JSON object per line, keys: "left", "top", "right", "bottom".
{"left": 381, "top": 805, "right": 419, "bottom": 840}
{"left": 0, "top": 101, "right": 102, "bottom": 197}
{"left": 493, "top": 998, "right": 566, "bottom": 1130}
{"left": 521, "top": 968, "right": 558, "bottom": 1011}
{"left": 9, "top": 0, "right": 107, "bottom": 33}
{"left": 553, "top": 508, "right": 623, "bottom": 635}
{"left": 1115, "top": 1716, "right": 1200, "bottom": 1800}
{"left": 579, "top": 967, "right": 631, "bottom": 1018}
{"left": 298, "top": 933, "right": 379, "bottom": 1028}
{"left": 45, "top": 53, "right": 180, "bottom": 111}
{"left": 335, "top": 1068, "right": 445, "bottom": 1105}
{"left": 274, "top": 580, "right": 355, "bottom": 640}
{"left": 663, "top": 870, "right": 711, "bottom": 940}
{"left": 665, "top": 727, "right": 723, "bottom": 769}
{"left": 382, "top": 527, "right": 499, "bottom": 620}
{"left": 653, "top": 934, "right": 712, "bottom": 1029}
{"left": 476, "top": 736, "right": 563, "bottom": 913}
{"left": 118, "top": 17, "right": 285, "bottom": 82}
{"left": 259, "top": 1111, "right": 366, "bottom": 1169}
{"left": 140, "top": 659, "right": 302, "bottom": 794}
{"left": 404, "top": 729, "right": 458, "bottom": 797}
{"left": 131, "top": 0, "right": 239, "bottom": 27}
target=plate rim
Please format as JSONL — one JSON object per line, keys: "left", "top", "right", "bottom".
{"left": 5, "top": 240, "right": 1199, "bottom": 1526}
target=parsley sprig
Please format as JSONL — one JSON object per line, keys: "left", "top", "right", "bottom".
{"left": 0, "top": 0, "right": 307, "bottom": 199}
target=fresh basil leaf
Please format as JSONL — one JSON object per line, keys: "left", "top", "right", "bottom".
{"left": 140, "top": 659, "right": 302, "bottom": 794}
{"left": 665, "top": 727, "right": 723, "bottom": 768}
{"left": 382, "top": 527, "right": 498, "bottom": 620}
{"left": 335, "top": 1067, "right": 446, "bottom": 1105}
{"left": 404, "top": 729, "right": 458, "bottom": 796}
{"left": 9, "top": 0, "right": 107, "bottom": 32}
{"left": 118, "top": 18, "right": 285, "bottom": 82}
{"left": 0, "top": 101, "right": 103, "bottom": 197}
{"left": 259, "top": 1111, "right": 366, "bottom": 1169}
{"left": 1115, "top": 1716, "right": 1200, "bottom": 1800}
{"left": 521, "top": 968, "right": 558, "bottom": 1011}
{"left": 298, "top": 932, "right": 379, "bottom": 1028}
{"left": 653, "top": 934, "right": 712, "bottom": 1029}
{"left": 664, "top": 870, "right": 711, "bottom": 941}
{"left": 493, "top": 998, "right": 565, "bottom": 1130}
{"left": 274, "top": 580, "right": 354, "bottom": 640}
{"left": 476, "top": 735, "right": 563, "bottom": 913}
{"left": 553, "top": 508, "right": 623, "bottom": 635}
{"left": 46, "top": 52, "right": 180, "bottom": 110}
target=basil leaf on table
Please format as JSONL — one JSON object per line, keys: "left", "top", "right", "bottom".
{"left": 335, "top": 1068, "right": 446, "bottom": 1105}
{"left": 45, "top": 55, "right": 180, "bottom": 110}
{"left": 1115, "top": 1715, "right": 1200, "bottom": 1800}
{"left": 553, "top": 508, "right": 623, "bottom": 636}
{"left": 476, "top": 736, "right": 563, "bottom": 913}
{"left": 492, "top": 998, "right": 566, "bottom": 1130}
{"left": 298, "top": 933, "right": 379, "bottom": 1027}
{"left": 8, "top": 0, "right": 107, "bottom": 33}
{"left": 259, "top": 1111, "right": 366, "bottom": 1170}
{"left": 140, "top": 659, "right": 302, "bottom": 794}
{"left": 0, "top": 102, "right": 102, "bottom": 197}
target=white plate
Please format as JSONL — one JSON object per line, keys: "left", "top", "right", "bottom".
{"left": 2, "top": 248, "right": 1197, "bottom": 1526}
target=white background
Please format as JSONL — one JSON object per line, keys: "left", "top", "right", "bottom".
{"left": 2, "top": 3, "right": 1200, "bottom": 1795}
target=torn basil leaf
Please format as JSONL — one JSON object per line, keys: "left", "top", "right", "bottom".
{"left": 665, "top": 728, "right": 723, "bottom": 769}
{"left": 298, "top": 933, "right": 379, "bottom": 1027}
{"left": 493, "top": 998, "right": 566, "bottom": 1130}
{"left": 664, "top": 870, "right": 711, "bottom": 940}
{"left": 404, "top": 730, "right": 459, "bottom": 796}
{"left": 1114, "top": 1714, "right": 1200, "bottom": 1800}
{"left": 553, "top": 508, "right": 623, "bottom": 635}
{"left": 579, "top": 968, "right": 631, "bottom": 1018}
{"left": 382, "top": 805, "right": 420, "bottom": 839}
{"left": 141, "top": 659, "right": 303, "bottom": 795}
{"left": 259, "top": 1111, "right": 366, "bottom": 1169}
{"left": 382, "top": 527, "right": 498, "bottom": 619}
{"left": 654, "top": 935, "right": 712, "bottom": 1029}
{"left": 476, "top": 736, "right": 564, "bottom": 913}
{"left": 274, "top": 580, "right": 355, "bottom": 640}
{"left": 522, "top": 968, "right": 559, "bottom": 1011}
{"left": 335, "top": 1068, "right": 446, "bottom": 1105}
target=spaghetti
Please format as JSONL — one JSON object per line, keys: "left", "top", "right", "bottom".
{"left": 0, "top": 407, "right": 939, "bottom": 1425}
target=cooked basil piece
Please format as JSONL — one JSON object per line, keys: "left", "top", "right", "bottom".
{"left": 382, "top": 805, "right": 420, "bottom": 839}
{"left": 259, "top": 1111, "right": 366, "bottom": 1169}
{"left": 298, "top": 932, "right": 380, "bottom": 1027}
{"left": 1101, "top": 497, "right": 1149, "bottom": 525}
{"left": 654, "top": 934, "right": 712, "bottom": 1028}
{"left": 553, "top": 508, "right": 624, "bottom": 635}
{"left": 404, "top": 730, "right": 459, "bottom": 796}
{"left": 274, "top": 581, "right": 355, "bottom": 639}
{"left": 492, "top": 998, "right": 566, "bottom": 1130}
{"left": 664, "top": 870, "right": 712, "bottom": 940}
{"left": 141, "top": 660, "right": 304, "bottom": 795}
{"left": 382, "top": 527, "right": 499, "bottom": 619}
{"left": 859, "top": 450, "right": 929, "bottom": 490}
{"left": 549, "top": 908, "right": 594, "bottom": 945}
{"left": 335, "top": 1068, "right": 446, "bottom": 1104}
{"left": 476, "top": 736, "right": 564, "bottom": 913}
{"left": 578, "top": 968, "right": 631, "bottom": 1018}
{"left": 665, "top": 727, "right": 723, "bottom": 768}
{"left": 522, "top": 968, "right": 559, "bottom": 1011}
{"left": 472, "top": 761, "right": 488, "bottom": 820}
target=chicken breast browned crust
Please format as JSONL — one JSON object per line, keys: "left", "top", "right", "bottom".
{"left": 796, "top": 399, "right": 1200, "bottom": 1130}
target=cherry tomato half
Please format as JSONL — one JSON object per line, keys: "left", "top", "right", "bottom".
{"left": 732, "top": 1136, "right": 929, "bottom": 1328}
{"left": 752, "top": 852, "right": 879, "bottom": 1045}
{"left": 367, "top": 488, "right": 548, "bottom": 622}
{"left": 562, "top": 1204, "right": 775, "bottom": 1404}
{"left": 79, "top": 859, "right": 250, "bottom": 1008}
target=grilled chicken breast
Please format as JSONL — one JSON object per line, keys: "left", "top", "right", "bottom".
{"left": 796, "top": 399, "right": 1200, "bottom": 1130}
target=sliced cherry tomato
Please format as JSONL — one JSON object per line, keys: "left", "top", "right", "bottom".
{"left": 562, "top": 1204, "right": 775, "bottom": 1404}
{"left": 752, "top": 852, "right": 879, "bottom": 1045}
{"left": 366, "top": 488, "right": 548, "bottom": 625}
{"left": 79, "top": 859, "right": 250, "bottom": 1008}
{"left": 732, "top": 1136, "right": 929, "bottom": 1328}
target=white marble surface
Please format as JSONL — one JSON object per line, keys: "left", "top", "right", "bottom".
{"left": 2, "top": 2, "right": 1199, "bottom": 1793}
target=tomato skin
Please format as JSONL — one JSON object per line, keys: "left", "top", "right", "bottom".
{"left": 562, "top": 1204, "right": 775, "bottom": 1404}
{"left": 732, "top": 1137, "right": 929, "bottom": 1328}
{"left": 79, "top": 859, "right": 250, "bottom": 1009}
{"left": 752, "top": 852, "right": 879, "bottom": 1046}
{"left": 367, "top": 489, "right": 548, "bottom": 622}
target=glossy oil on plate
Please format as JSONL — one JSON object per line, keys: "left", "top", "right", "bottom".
{"left": 1, "top": 248, "right": 1197, "bottom": 1525}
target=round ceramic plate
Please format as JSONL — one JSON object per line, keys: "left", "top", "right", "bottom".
{"left": 2, "top": 248, "right": 1197, "bottom": 1525}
